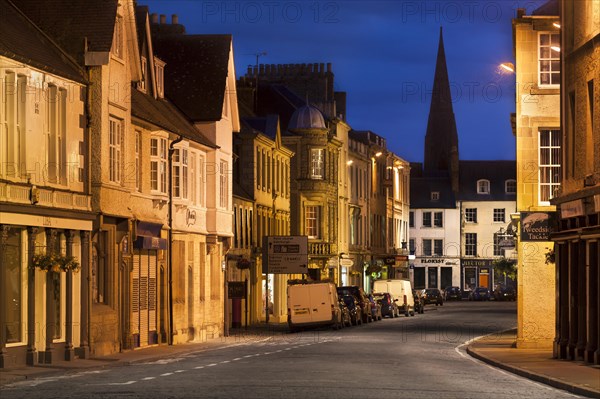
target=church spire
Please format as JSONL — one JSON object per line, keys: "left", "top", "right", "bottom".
{"left": 423, "top": 27, "right": 459, "bottom": 189}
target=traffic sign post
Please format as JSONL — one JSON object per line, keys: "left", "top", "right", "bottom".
{"left": 262, "top": 236, "right": 309, "bottom": 274}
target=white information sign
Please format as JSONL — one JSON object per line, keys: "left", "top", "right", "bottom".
{"left": 262, "top": 236, "right": 309, "bottom": 274}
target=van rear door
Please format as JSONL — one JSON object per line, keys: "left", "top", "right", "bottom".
{"left": 308, "top": 283, "right": 333, "bottom": 323}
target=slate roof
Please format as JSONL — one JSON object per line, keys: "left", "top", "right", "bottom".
{"left": 233, "top": 180, "right": 253, "bottom": 201}
{"left": 151, "top": 34, "right": 232, "bottom": 122}
{"left": 457, "top": 160, "right": 516, "bottom": 201}
{"left": 242, "top": 115, "right": 279, "bottom": 141}
{"left": 131, "top": 89, "right": 216, "bottom": 148}
{"left": 13, "top": 0, "right": 118, "bottom": 64}
{"left": 1, "top": 0, "right": 86, "bottom": 83}
{"left": 410, "top": 176, "right": 456, "bottom": 209}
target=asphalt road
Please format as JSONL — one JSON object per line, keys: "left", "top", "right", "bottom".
{"left": 0, "top": 301, "right": 583, "bottom": 399}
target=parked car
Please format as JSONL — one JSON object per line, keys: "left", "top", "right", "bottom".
{"left": 469, "top": 287, "right": 491, "bottom": 301}
{"left": 421, "top": 288, "right": 444, "bottom": 306}
{"left": 373, "top": 292, "right": 399, "bottom": 318}
{"left": 367, "top": 294, "right": 383, "bottom": 321}
{"left": 493, "top": 285, "right": 516, "bottom": 301}
{"left": 287, "top": 282, "right": 342, "bottom": 332}
{"left": 373, "top": 279, "right": 415, "bottom": 317}
{"left": 443, "top": 286, "right": 462, "bottom": 301}
{"left": 338, "top": 297, "right": 352, "bottom": 327}
{"left": 413, "top": 289, "right": 424, "bottom": 314}
{"left": 341, "top": 295, "right": 363, "bottom": 326}
{"left": 337, "top": 286, "right": 373, "bottom": 323}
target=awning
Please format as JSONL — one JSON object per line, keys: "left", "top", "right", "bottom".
{"left": 134, "top": 221, "right": 167, "bottom": 250}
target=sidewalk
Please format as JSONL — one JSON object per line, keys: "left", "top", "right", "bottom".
{"left": 0, "top": 323, "right": 290, "bottom": 388}
{"left": 467, "top": 329, "right": 600, "bottom": 398}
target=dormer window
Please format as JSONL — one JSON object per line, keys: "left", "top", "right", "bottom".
{"left": 154, "top": 58, "right": 165, "bottom": 98}
{"left": 139, "top": 57, "right": 147, "bottom": 92}
{"left": 431, "top": 191, "right": 440, "bottom": 201}
{"left": 477, "top": 179, "right": 490, "bottom": 194}
{"left": 505, "top": 179, "right": 516, "bottom": 194}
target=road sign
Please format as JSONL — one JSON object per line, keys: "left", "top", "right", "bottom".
{"left": 340, "top": 258, "right": 354, "bottom": 267}
{"left": 262, "top": 236, "right": 309, "bottom": 274}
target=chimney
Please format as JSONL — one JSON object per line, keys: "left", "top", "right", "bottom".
{"left": 516, "top": 8, "right": 526, "bottom": 18}
{"left": 327, "top": 63, "right": 332, "bottom": 73}
{"left": 172, "top": 14, "right": 179, "bottom": 24}
{"left": 151, "top": 13, "right": 158, "bottom": 24}
{"left": 160, "top": 14, "right": 166, "bottom": 24}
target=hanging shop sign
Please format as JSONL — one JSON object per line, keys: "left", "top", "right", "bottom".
{"left": 521, "top": 212, "right": 557, "bottom": 241}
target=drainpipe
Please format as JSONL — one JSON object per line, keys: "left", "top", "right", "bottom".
{"left": 168, "top": 136, "right": 183, "bottom": 345}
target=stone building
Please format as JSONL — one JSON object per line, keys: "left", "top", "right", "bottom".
{"left": 510, "top": 3, "right": 561, "bottom": 349}
{"left": 232, "top": 115, "right": 294, "bottom": 324}
{"left": 151, "top": 15, "right": 240, "bottom": 343}
{"left": 0, "top": 0, "right": 94, "bottom": 367}
{"left": 552, "top": 0, "right": 600, "bottom": 365}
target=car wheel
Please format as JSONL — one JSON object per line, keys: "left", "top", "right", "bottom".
{"left": 405, "top": 311, "right": 409, "bottom": 317}
{"left": 410, "top": 311, "right": 415, "bottom": 317}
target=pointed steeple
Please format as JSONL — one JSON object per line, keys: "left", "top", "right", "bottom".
{"left": 423, "top": 27, "right": 459, "bottom": 188}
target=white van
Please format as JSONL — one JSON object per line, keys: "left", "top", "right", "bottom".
{"left": 287, "top": 282, "right": 342, "bottom": 331}
{"left": 372, "top": 279, "right": 415, "bottom": 317}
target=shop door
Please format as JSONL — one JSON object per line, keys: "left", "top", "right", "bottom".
{"left": 132, "top": 250, "right": 157, "bottom": 347}
{"left": 413, "top": 267, "right": 425, "bottom": 289}
{"left": 441, "top": 267, "right": 453, "bottom": 289}
{"left": 427, "top": 267, "right": 438, "bottom": 288}
{"left": 479, "top": 272, "right": 489, "bottom": 289}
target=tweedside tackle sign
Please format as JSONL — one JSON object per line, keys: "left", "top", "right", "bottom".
{"left": 520, "top": 212, "right": 556, "bottom": 241}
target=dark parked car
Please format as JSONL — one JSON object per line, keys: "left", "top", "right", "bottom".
{"left": 373, "top": 292, "right": 399, "bottom": 318}
{"left": 413, "top": 290, "right": 424, "bottom": 314}
{"left": 341, "top": 295, "right": 363, "bottom": 326}
{"left": 444, "top": 286, "right": 462, "bottom": 301}
{"left": 337, "top": 286, "right": 372, "bottom": 323}
{"left": 493, "top": 285, "right": 516, "bottom": 301}
{"left": 421, "top": 288, "right": 444, "bottom": 306}
{"left": 469, "top": 287, "right": 491, "bottom": 301}
{"left": 338, "top": 298, "right": 352, "bottom": 327}
{"left": 367, "top": 294, "right": 383, "bottom": 321}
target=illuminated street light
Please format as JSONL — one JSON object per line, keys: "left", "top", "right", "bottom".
{"left": 347, "top": 160, "right": 353, "bottom": 165}
{"left": 553, "top": 22, "right": 561, "bottom": 29}
{"left": 375, "top": 151, "right": 382, "bottom": 157}
{"left": 500, "top": 62, "right": 515, "bottom": 73}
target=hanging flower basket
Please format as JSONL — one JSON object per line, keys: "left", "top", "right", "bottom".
{"left": 236, "top": 258, "right": 252, "bottom": 270}
{"left": 365, "top": 264, "right": 383, "bottom": 274}
{"left": 349, "top": 270, "right": 361, "bottom": 277}
{"left": 31, "top": 254, "right": 80, "bottom": 273}
{"left": 544, "top": 248, "right": 555, "bottom": 265}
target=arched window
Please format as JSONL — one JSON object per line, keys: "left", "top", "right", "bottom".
{"left": 477, "top": 179, "right": 490, "bottom": 194}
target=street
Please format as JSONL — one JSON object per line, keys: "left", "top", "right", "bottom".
{"left": 0, "top": 302, "right": 582, "bottom": 399}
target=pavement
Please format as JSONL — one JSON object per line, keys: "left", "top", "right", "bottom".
{"left": 467, "top": 329, "right": 600, "bottom": 398}
{"left": 1, "top": 324, "right": 599, "bottom": 398}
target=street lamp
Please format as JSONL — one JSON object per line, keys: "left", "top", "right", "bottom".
{"left": 500, "top": 62, "right": 515, "bottom": 73}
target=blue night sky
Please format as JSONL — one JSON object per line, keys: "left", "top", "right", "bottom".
{"left": 144, "top": 0, "right": 547, "bottom": 163}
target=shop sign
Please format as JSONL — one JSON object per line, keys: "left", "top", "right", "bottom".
{"left": 384, "top": 256, "right": 396, "bottom": 265}
{"left": 420, "top": 258, "right": 444, "bottom": 264}
{"left": 395, "top": 255, "right": 409, "bottom": 262}
{"left": 560, "top": 200, "right": 583, "bottom": 219}
{"left": 521, "top": 212, "right": 556, "bottom": 241}
{"left": 228, "top": 281, "right": 246, "bottom": 299}
{"left": 462, "top": 259, "right": 494, "bottom": 267}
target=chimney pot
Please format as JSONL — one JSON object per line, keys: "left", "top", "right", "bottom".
{"left": 172, "top": 14, "right": 179, "bottom": 24}
{"left": 327, "top": 63, "right": 332, "bottom": 73}
{"left": 319, "top": 63, "right": 325, "bottom": 73}
{"left": 160, "top": 14, "right": 167, "bottom": 24}
{"left": 517, "top": 8, "right": 526, "bottom": 18}
{"left": 151, "top": 13, "right": 158, "bottom": 24}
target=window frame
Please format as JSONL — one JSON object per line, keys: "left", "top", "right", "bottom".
{"left": 538, "top": 129, "right": 562, "bottom": 205}
{"left": 150, "top": 136, "right": 167, "bottom": 194}
{"left": 219, "top": 160, "right": 229, "bottom": 209}
{"left": 305, "top": 205, "right": 320, "bottom": 239}
{"left": 505, "top": 179, "right": 516, "bottom": 194}
{"left": 310, "top": 148, "right": 325, "bottom": 180}
{"left": 477, "top": 179, "right": 490, "bottom": 194}
{"left": 465, "top": 208, "right": 478, "bottom": 223}
{"left": 493, "top": 208, "right": 505, "bottom": 223}
{"left": 422, "top": 211, "right": 432, "bottom": 228}
{"left": 465, "top": 233, "right": 477, "bottom": 256}
{"left": 433, "top": 211, "right": 443, "bottom": 228}
{"left": 538, "top": 31, "right": 560, "bottom": 87}
{"left": 109, "top": 116, "right": 123, "bottom": 184}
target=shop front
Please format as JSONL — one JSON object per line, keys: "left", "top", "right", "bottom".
{"left": 461, "top": 259, "right": 495, "bottom": 291}
{"left": 411, "top": 257, "right": 459, "bottom": 290}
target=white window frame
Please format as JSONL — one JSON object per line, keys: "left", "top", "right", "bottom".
{"left": 422, "top": 239, "right": 432, "bottom": 256}
{"left": 139, "top": 57, "right": 147, "bottom": 92}
{"left": 135, "top": 130, "right": 141, "bottom": 191}
{"left": 154, "top": 58, "right": 165, "bottom": 98}
{"left": 305, "top": 205, "right": 320, "bottom": 239}
{"left": 422, "top": 211, "right": 432, "bottom": 228}
{"left": 310, "top": 148, "right": 324, "bottom": 179}
{"left": 493, "top": 208, "right": 505, "bottom": 223}
{"left": 505, "top": 179, "right": 516, "bottom": 194}
{"left": 477, "top": 179, "right": 490, "bottom": 194}
{"left": 538, "top": 32, "right": 560, "bottom": 87}
{"left": 465, "top": 208, "right": 477, "bottom": 223}
{"left": 190, "top": 152, "right": 197, "bottom": 204}
{"left": 465, "top": 233, "right": 477, "bottom": 256}
{"left": 219, "top": 160, "right": 228, "bottom": 209}
{"left": 430, "top": 191, "right": 440, "bottom": 201}
{"left": 109, "top": 117, "right": 123, "bottom": 184}
{"left": 198, "top": 155, "right": 205, "bottom": 206}
{"left": 173, "top": 147, "right": 188, "bottom": 199}
{"left": 433, "top": 212, "right": 443, "bottom": 228}
{"left": 150, "top": 136, "right": 167, "bottom": 193}
{"left": 433, "top": 239, "right": 443, "bottom": 256}
{"left": 538, "top": 129, "right": 562, "bottom": 205}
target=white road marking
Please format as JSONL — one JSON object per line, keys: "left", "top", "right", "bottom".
{"left": 233, "top": 357, "right": 242, "bottom": 361}
{"left": 220, "top": 360, "right": 230, "bottom": 364}
{"left": 160, "top": 373, "right": 173, "bottom": 376}
{"left": 207, "top": 363, "right": 217, "bottom": 367}
{"left": 194, "top": 366, "right": 204, "bottom": 369}
{"left": 107, "top": 381, "right": 137, "bottom": 385}
{"left": 175, "top": 370, "right": 186, "bottom": 373}
{"left": 142, "top": 377, "right": 156, "bottom": 380}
